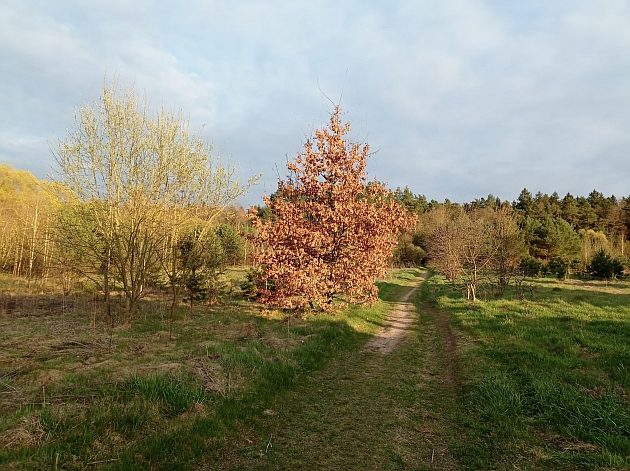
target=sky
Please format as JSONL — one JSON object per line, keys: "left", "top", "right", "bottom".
{"left": 1, "top": 0, "right": 630, "bottom": 205}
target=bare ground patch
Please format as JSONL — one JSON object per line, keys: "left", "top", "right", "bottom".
{"left": 364, "top": 285, "right": 419, "bottom": 354}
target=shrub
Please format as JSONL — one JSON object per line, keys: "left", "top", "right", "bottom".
{"left": 548, "top": 257, "right": 569, "bottom": 280}
{"left": 588, "top": 249, "right": 624, "bottom": 279}
{"left": 519, "top": 256, "right": 543, "bottom": 277}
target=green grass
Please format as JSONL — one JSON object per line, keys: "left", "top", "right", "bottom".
{"left": 213, "top": 267, "right": 458, "bottom": 470}
{"left": 0, "top": 269, "right": 420, "bottom": 470}
{"left": 5, "top": 269, "right": 624, "bottom": 469}
{"left": 421, "top": 274, "right": 630, "bottom": 470}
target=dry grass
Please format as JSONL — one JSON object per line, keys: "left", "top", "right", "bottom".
{"left": 0, "top": 269, "right": 403, "bottom": 469}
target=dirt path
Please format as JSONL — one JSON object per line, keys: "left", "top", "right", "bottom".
{"left": 364, "top": 285, "right": 419, "bottom": 354}
{"left": 420, "top": 302, "right": 459, "bottom": 391}
{"left": 222, "top": 278, "right": 460, "bottom": 470}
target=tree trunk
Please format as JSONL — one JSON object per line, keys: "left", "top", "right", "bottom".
{"left": 169, "top": 282, "right": 178, "bottom": 339}
{"left": 104, "top": 248, "right": 112, "bottom": 328}
{"left": 27, "top": 205, "right": 39, "bottom": 287}
{"left": 42, "top": 222, "right": 50, "bottom": 284}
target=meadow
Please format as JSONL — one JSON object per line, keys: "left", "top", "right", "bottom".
{"left": 0, "top": 269, "right": 406, "bottom": 470}
{"left": 1, "top": 269, "right": 628, "bottom": 470}
{"left": 421, "top": 275, "right": 630, "bottom": 469}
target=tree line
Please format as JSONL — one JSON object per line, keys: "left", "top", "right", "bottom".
{"left": 393, "top": 187, "right": 629, "bottom": 299}
{"left": 3, "top": 82, "right": 626, "bottom": 318}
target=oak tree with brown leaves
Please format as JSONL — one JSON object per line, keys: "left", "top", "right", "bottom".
{"left": 250, "top": 107, "right": 415, "bottom": 311}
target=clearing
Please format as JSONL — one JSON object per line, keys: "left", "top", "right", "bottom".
{"left": 1, "top": 269, "right": 628, "bottom": 469}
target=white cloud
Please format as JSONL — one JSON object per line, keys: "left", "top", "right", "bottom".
{"left": 0, "top": 0, "right": 629, "bottom": 203}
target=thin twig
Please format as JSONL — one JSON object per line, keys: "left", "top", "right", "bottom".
{"left": 86, "top": 458, "right": 119, "bottom": 466}
{"left": 265, "top": 434, "right": 273, "bottom": 454}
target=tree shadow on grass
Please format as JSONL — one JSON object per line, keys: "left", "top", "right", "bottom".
{"left": 534, "top": 277, "right": 629, "bottom": 290}
{"left": 528, "top": 284, "right": 630, "bottom": 310}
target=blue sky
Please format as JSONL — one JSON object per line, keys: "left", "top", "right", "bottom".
{"left": 1, "top": 0, "right": 630, "bottom": 204}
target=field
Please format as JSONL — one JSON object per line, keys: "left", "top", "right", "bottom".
{"left": 0, "top": 269, "right": 404, "bottom": 470}
{"left": 421, "top": 275, "right": 630, "bottom": 469}
{"left": 1, "top": 269, "right": 629, "bottom": 470}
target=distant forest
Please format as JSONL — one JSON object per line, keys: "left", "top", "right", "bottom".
{"left": 392, "top": 186, "right": 629, "bottom": 284}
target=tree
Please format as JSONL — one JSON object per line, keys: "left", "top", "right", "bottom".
{"left": 588, "top": 249, "right": 624, "bottom": 279}
{"left": 486, "top": 206, "right": 526, "bottom": 291}
{"left": 178, "top": 228, "right": 226, "bottom": 308}
{"left": 425, "top": 207, "right": 465, "bottom": 281}
{"left": 426, "top": 206, "right": 525, "bottom": 299}
{"left": 515, "top": 188, "right": 535, "bottom": 216}
{"left": 522, "top": 216, "right": 580, "bottom": 264}
{"left": 215, "top": 223, "right": 246, "bottom": 266}
{"left": 519, "top": 256, "right": 543, "bottom": 277}
{"left": 561, "top": 193, "right": 580, "bottom": 226}
{"left": 54, "top": 82, "right": 249, "bottom": 323}
{"left": 606, "top": 202, "right": 628, "bottom": 258}
{"left": 0, "top": 165, "right": 60, "bottom": 284}
{"left": 548, "top": 256, "right": 570, "bottom": 280}
{"left": 250, "top": 106, "right": 415, "bottom": 310}
{"left": 458, "top": 210, "right": 493, "bottom": 301}
{"left": 393, "top": 187, "right": 429, "bottom": 214}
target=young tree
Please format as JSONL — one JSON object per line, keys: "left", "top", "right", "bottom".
{"left": 178, "top": 228, "right": 223, "bottom": 307}
{"left": 458, "top": 210, "right": 495, "bottom": 301}
{"left": 250, "top": 107, "right": 415, "bottom": 310}
{"left": 215, "top": 223, "right": 246, "bottom": 266}
{"left": 588, "top": 249, "right": 624, "bottom": 280}
{"left": 54, "top": 82, "right": 250, "bottom": 323}
{"left": 486, "top": 206, "right": 526, "bottom": 291}
{"left": 427, "top": 206, "right": 525, "bottom": 299}
{"left": 425, "top": 207, "right": 465, "bottom": 281}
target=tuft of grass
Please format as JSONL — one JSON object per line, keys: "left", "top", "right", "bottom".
{"left": 119, "top": 374, "right": 206, "bottom": 418}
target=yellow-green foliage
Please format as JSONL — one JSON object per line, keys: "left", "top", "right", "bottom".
{"left": 0, "top": 164, "right": 61, "bottom": 279}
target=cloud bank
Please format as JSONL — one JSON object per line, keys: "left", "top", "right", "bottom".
{"left": 1, "top": 0, "right": 629, "bottom": 203}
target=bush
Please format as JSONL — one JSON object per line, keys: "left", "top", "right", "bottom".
{"left": 588, "top": 249, "right": 624, "bottom": 279}
{"left": 548, "top": 257, "right": 569, "bottom": 280}
{"left": 519, "top": 256, "right": 543, "bottom": 277}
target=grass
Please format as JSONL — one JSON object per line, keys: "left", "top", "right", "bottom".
{"left": 214, "top": 267, "right": 459, "bottom": 470}
{"left": 421, "top": 274, "right": 630, "bottom": 470}
{"left": 0, "top": 268, "right": 419, "bottom": 470}
{"left": 3, "top": 268, "right": 627, "bottom": 469}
